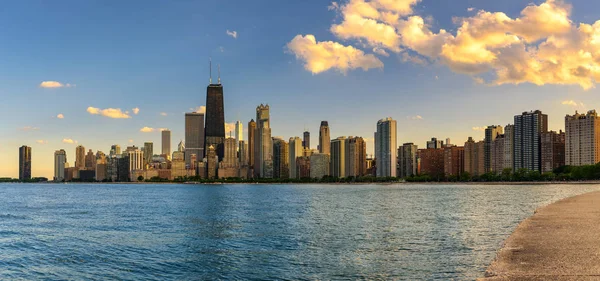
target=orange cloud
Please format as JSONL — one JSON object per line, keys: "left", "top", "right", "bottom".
{"left": 87, "top": 107, "right": 131, "bottom": 119}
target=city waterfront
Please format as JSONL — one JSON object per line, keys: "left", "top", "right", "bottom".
{"left": 1, "top": 183, "right": 599, "bottom": 280}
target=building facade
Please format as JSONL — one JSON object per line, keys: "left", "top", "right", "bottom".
{"left": 464, "top": 137, "right": 485, "bottom": 176}
{"left": 444, "top": 146, "right": 464, "bottom": 177}
{"left": 54, "top": 149, "right": 67, "bottom": 181}
{"left": 330, "top": 137, "right": 346, "bottom": 178}
{"left": 346, "top": 137, "right": 367, "bottom": 177}
{"left": 484, "top": 125, "right": 504, "bottom": 173}
{"left": 19, "top": 145, "right": 32, "bottom": 181}
{"left": 514, "top": 110, "right": 548, "bottom": 171}
{"left": 503, "top": 124, "right": 515, "bottom": 171}
{"left": 204, "top": 82, "right": 226, "bottom": 160}
{"left": 310, "top": 153, "right": 330, "bottom": 179}
{"left": 492, "top": 135, "right": 505, "bottom": 174}
{"left": 143, "top": 142, "right": 153, "bottom": 167}
{"left": 289, "top": 137, "right": 303, "bottom": 179}
{"left": 565, "top": 110, "right": 600, "bottom": 166}
{"left": 319, "top": 121, "right": 331, "bottom": 155}
{"left": 303, "top": 131, "right": 310, "bottom": 150}
{"left": 426, "top": 137, "right": 444, "bottom": 149}
{"left": 273, "top": 138, "right": 289, "bottom": 179}
{"left": 185, "top": 112, "right": 205, "bottom": 166}
{"left": 162, "top": 129, "right": 171, "bottom": 160}
{"left": 541, "top": 130, "right": 566, "bottom": 173}
{"left": 398, "top": 143, "right": 418, "bottom": 178}
{"left": 248, "top": 119, "right": 256, "bottom": 175}
{"left": 254, "top": 104, "right": 273, "bottom": 178}
{"left": 375, "top": 118, "right": 397, "bottom": 177}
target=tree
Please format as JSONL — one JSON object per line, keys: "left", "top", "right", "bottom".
{"left": 137, "top": 176, "right": 144, "bottom": 182}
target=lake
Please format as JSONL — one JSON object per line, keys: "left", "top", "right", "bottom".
{"left": 1, "top": 183, "right": 598, "bottom": 280}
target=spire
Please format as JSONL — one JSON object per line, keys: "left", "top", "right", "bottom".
{"left": 218, "top": 64, "right": 221, "bottom": 84}
{"left": 209, "top": 58, "right": 212, "bottom": 84}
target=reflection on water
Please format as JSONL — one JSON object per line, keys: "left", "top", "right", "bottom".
{"left": 0, "top": 183, "right": 597, "bottom": 280}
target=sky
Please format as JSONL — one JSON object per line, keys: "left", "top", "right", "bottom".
{"left": 2, "top": 0, "right": 600, "bottom": 178}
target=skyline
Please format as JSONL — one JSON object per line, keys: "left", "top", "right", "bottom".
{"left": 2, "top": 0, "right": 600, "bottom": 178}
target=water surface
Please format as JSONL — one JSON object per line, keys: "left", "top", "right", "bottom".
{"left": 0, "top": 183, "right": 598, "bottom": 280}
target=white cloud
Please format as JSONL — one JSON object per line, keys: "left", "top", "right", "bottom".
{"left": 226, "top": 30, "right": 238, "bottom": 39}
{"left": 57, "top": 114, "right": 64, "bottom": 119}
{"left": 36, "top": 140, "right": 48, "bottom": 145}
{"left": 373, "top": 47, "right": 390, "bottom": 56}
{"left": 160, "top": 112, "right": 168, "bottom": 116}
{"left": 225, "top": 122, "right": 236, "bottom": 135}
{"left": 561, "top": 100, "right": 578, "bottom": 106}
{"left": 410, "top": 115, "right": 423, "bottom": 120}
{"left": 191, "top": 106, "right": 206, "bottom": 114}
{"left": 39, "top": 81, "right": 74, "bottom": 88}
{"left": 20, "top": 126, "right": 39, "bottom": 131}
{"left": 219, "top": 46, "right": 225, "bottom": 52}
{"left": 87, "top": 107, "right": 131, "bottom": 119}
{"left": 287, "top": 34, "right": 384, "bottom": 74}
{"left": 467, "top": 7, "right": 475, "bottom": 12}
{"left": 132, "top": 107, "right": 140, "bottom": 115}
{"left": 140, "top": 127, "right": 155, "bottom": 133}
{"left": 62, "top": 138, "right": 77, "bottom": 144}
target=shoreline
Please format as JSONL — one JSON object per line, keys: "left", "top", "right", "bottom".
{"left": 4, "top": 180, "right": 600, "bottom": 185}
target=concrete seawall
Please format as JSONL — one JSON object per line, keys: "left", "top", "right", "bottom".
{"left": 480, "top": 191, "right": 600, "bottom": 280}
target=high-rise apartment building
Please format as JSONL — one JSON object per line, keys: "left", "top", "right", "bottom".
{"left": 426, "top": 137, "right": 443, "bottom": 149}
{"left": 565, "top": 110, "right": 600, "bottom": 166}
{"left": 218, "top": 137, "right": 239, "bottom": 178}
{"left": 375, "top": 118, "right": 397, "bottom": 177}
{"left": 444, "top": 146, "right": 464, "bottom": 177}
{"left": 296, "top": 156, "right": 311, "bottom": 178}
{"left": 110, "top": 145, "right": 121, "bottom": 156}
{"left": 162, "top": 129, "right": 171, "bottom": 160}
{"left": 127, "top": 148, "right": 144, "bottom": 179}
{"left": 75, "top": 145, "right": 85, "bottom": 169}
{"left": 19, "top": 145, "right": 32, "bottom": 181}
{"left": 492, "top": 135, "right": 505, "bottom": 173}
{"left": 254, "top": 104, "right": 273, "bottom": 178}
{"left": 204, "top": 81, "right": 226, "bottom": 160}
{"left": 310, "top": 153, "right": 329, "bottom": 179}
{"left": 273, "top": 138, "right": 289, "bottom": 179}
{"left": 464, "top": 137, "right": 485, "bottom": 176}
{"left": 96, "top": 151, "right": 107, "bottom": 181}
{"left": 185, "top": 112, "right": 205, "bottom": 165}
{"left": 398, "top": 143, "right": 418, "bottom": 178}
{"left": 143, "top": 142, "right": 153, "bottom": 166}
{"left": 514, "top": 110, "right": 548, "bottom": 171}
{"left": 330, "top": 137, "right": 346, "bottom": 178}
{"left": 484, "top": 125, "right": 504, "bottom": 173}
{"left": 235, "top": 121, "right": 243, "bottom": 145}
{"left": 541, "top": 130, "right": 566, "bottom": 173}
{"left": 303, "top": 131, "right": 310, "bottom": 150}
{"left": 289, "top": 137, "right": 303, "bottom": 179}
{"left": 54, "top": 149, "right": 67, "bottom": 181}
{"left": 85, "top": 149, "right": 96, "bottom": 170}
{"left": 345, "top": 137, "right": 367, "bottom": 177}
{"left": 319, "top": 121, "right": 331, "bottom": 155}
{"left": 248, "top": 119, "right": 256, "bottom": 173}
{"left": 503, "top": 124, "right": 515, "bottom": 171}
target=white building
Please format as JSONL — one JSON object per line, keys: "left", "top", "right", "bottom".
{"left": 375, "top": 117, "right": 397, "bottom": 177}
{"left": 289, "top": 137, "right": 303, "bottom": 179}
{"left": 565, "top": 110, "right": 600, "bottom": 166}
{"left": 54, "top": 149, "right": 67, "bottom": 181}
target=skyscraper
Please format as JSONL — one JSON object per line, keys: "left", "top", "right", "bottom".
{"left": 303, "top": 131, "right": 310, "bottom": 150}
{"left": 541, "top": 130, "right": 565, "bottom": 173}
{"left": 126, "top": 148, "right": 144, "bottom": 180}
{"left": 273, "top": 137, "right": 289, "bottom": 179}
{"left": 143, "top": 142, "right": 153, "bottom": 166}
{"left": 85, "top": 149, "right": 96, "bottom": 170}
{"left": 19, "top": 145, "right": 31, "bottom": 181}
{"left": 235, "top": 121, "right": 243, "bottom": 145}
{"left": 75, "top": 145, "right": 85, "bottom": 169}
{"left": 54, "top": 149, "right": 67, "bottom": 181}
{"left": 398, "top": 143, "right": 418, "bottom": 178}
{"left": 289, "top": 137, "right": 303, "bottom": 179}
{"left": 444, "top": 146, "right": 464, "bottom": 177}
{"left": 375, "top": 118, "right": 397, "bottom": 177}
{"left": 248, "top": 119, "right": 256, "bottom": 174}
{"left": 110, "top": 145, "right": 121, "bottom": 156}
{"left": 503, "top": 124, "right": 515, "bottom": 171}
{"left": 330, "top": 136, "right": 346, "bottom": 178}
{"left": 464, "top": 137, "right": 485, "bottom": 176}
{"left": 484, "top": 125, "right": 503, "bottom": 173}
{"left": 185, "top": 112, "right": 205, "bottom": 166}
{"left": 514, "top": 110, "right": 548, "bottom": 172}
{"left": 346, "top": 137, "right": 367, "bottom": 177}
{"left": 204, "top": 78, "right": 226, "bottom": 160}
{"left": 254, "top": 104, "right": 273, "bottom": 178}
{"left": 162, "top": 129, "right": 171, "bottom": 160}
{"left": 319, "top": 121, "right": 331, "bottom": 155}
{"left": 565, "top": 110, "right": 600, "bottom": 166}
{"left": 310, "top": 153, "right": 329, "bottom": 179}
{"left": 426, "top": 137, "right": 443, "bottom": 149}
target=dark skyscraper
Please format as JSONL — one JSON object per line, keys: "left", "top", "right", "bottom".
{"left": 19, "top": 145, "right": 31, "bottom": 181}
{"left": 185, "top": 112, "right": 205, "bottom": 165}
{"left": 303, "top": 131, "right": 310, "bottom": 149}
{"left": 514, "top": 110, "right": 548, "bottom": 172}
{"left": 248, "top": 119, "right": 256, "bottom": 173}
{"left": 319, "top": 121, "right": 331, "bottom": 155}
{"left": 204, "top": 71, "right": 225, "bottom": 160}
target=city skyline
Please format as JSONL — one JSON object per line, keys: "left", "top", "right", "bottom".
{"left": 2, "top": 0, "right": 600, "bottom": 178}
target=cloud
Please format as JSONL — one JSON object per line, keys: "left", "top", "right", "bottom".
{"left": 62, "top": 138, "right": 77, "bottom": 144}
{"left": 373, "top": 47, "right": 390, "bottom": 56}
{"left": 190, "top": 106, "right": 206, "bottom": 114}
{"left": 36, "top": 140, "right": 48, "bottom": 145}
{"left": 128, "top": 139, "right": 134, "bottom": 144}
{"left": 39, "top": 81, "right": 74, "bottom": 88}
{"left": 410, "top": 115, "right": 423, "bottom": 120}
{"left": 561, "top": 100, "right": 578, "bottom": 106}
{"left": 287, "top": 34, "right": 384, "bottom": 74}
{"left": 467, "top": 7, "right": 475, "bottom": 12}
{"left": 225, "top": 122, "right": 236, "bottom": 134}
{"left": 57, "top": 114, "right": 64, "bottom": 119}
{"left": 20, "top": 126, "right": 39, "bottom": 131}
{"left": 160, "top": 112, "right": 168, "bottom": 116}
{"left": 87, "top": 107, "right": 131, "bottom": 119}
{"left": 472, "top": 126, "right": 486, "bottom": 132}
{"left": 140, "top": 127, "right": 156, "bottom": 133}
{"left": 226, "top": 30, "right": 238, "bottom": 39}
{"left": 132, "top": 107, "right": 140, "bottom": 115}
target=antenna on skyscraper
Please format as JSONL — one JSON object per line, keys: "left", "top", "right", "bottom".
{"left": 209, "top": 58, "right": 213, "bottom": 84}
{"left": 218, "top": 64, "right": 221, "bottom": 84}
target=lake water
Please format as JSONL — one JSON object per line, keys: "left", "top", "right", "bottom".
{"left": 0, "top": 183, "right": 598, "bottom": 280}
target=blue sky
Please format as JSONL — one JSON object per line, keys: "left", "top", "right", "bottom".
{"left": 1, "top": 0, "right": 600, "bottom": 178}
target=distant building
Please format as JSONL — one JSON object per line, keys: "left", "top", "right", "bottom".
{"left": 444, "top": 146, "right": 464, "bottom": 177}
{"left": 248, "top": 119, "right": 256, "bottom": 175}
{"left": 19, "top": 145, "right": 31, "bottom": 181}
{"left": 75, "top": 145, "right": 85, "bottom": 169}
{"left": 330, "top": 137, "right": 346, "bottom": 178}
{"left": 398, "top": 143, "right": 418, "bottom": 178}
{"left": 418, "top": 148, "right": 445, "bottom": 179}
{"left": 375, "top": 118, "right": 397, "bottom": 177}
{"left": 296, "top": 156, "right": 311, "bottom": 178}
{"left": 319, "top": 121, "right": 331, "bottom": 155}
{"left": 288, "top": 137, "right": 303, "bottom": 179}
{"left": 310, "top": 153, "right": 330, "bottom": 179}
{"left": 303, "top": 131, "right": 310, "bottom": 150}
{"left": 541, "top": 130, "right": 565, "bottom": 173}
{"left": 235, "top": 121, "right": 243, "bottom": 145}
{"left": 143, "top": 142, "right": 153, "bottom": 167}
{"left": 565, "top": 110, "right": 600, "bottom": 166}
{"left": 346, "top": 137, "right": 367, "bottom": 177}
{"left": 185, "top": 112, "right": 205, "bottom": 165}
{"left": 110, "top": 145, "right": 121, "bottom": 156}
{"left": 254, "top": 104, "right": 273, "bottom": 178}
{"left": 514, "top": 110, "right": 548, "bottom": 171}
{"left": 127, "top": 148, "right": 144, "bottom": 180}
{"left": 503, "top": 124, "right": 515, "bottom": 171}
{"left": 218, "top": 138, "right": 240, "bottom": 178}
{"left": 273, "top": 138, "right": 289, "bottom": 179}
{"left": 54, "top": 149, "right": 67, "bottom": 181}
{"left": 85, "top": 149, "right": 96, "bottom": 170}
{"left": 162, "top": 130, "right": 171, "bottom": 160}
{"left": 492, "top": 134, "right": 505, "bottom": 174}
{"left": 485, "top": 125, "right": 503, "bottom": 173}
{"left": 426, "top": 137, "right": 443, "bottom": 149}
{"left": 204, "top": 82, "right": 226, "bottom": 160}
{"left": 464, "top": 137, "right": 485, "bottom": 176}
{"left": 96, "top": 152, "right": 107, "bottom": 181}
{"left": 206, "top": 145, "right": 218, "bottom": 179}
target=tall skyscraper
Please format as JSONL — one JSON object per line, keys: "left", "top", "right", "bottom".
{"left": 254, "top": 104, "right": 273, "bottom": 178}
{"left": 541, "top": 130, "right": 565, "bottom": 173}
{"left": 75, "top": 145, "right": 85, "bottom": 169}
{"left": 162, "top": 129, "right": 171, "bottom": 160}
{"left": 85, "top": 149, "right": 96, "bottom": 170}
{"left": 273, "top": 138, "right": 289, "bottom": 179}
{"left": 464, "top": 137, "right": 485, "bottom": 176}
{"left": 19, "top": 145, "right": 31, "bottom": 181}
{"left": 319, "top": 121, "right": 331, "bottom": 155}
{"left": 235, "top": 121, "right": 243, "bottom": 145}
{"left": 126, "top": 148, "right": 144, "bottom": 179}
{"left": 375, "top": 118, "right": 397, "bottom": 177}
{"left": 204, "top": 77, "right": 226, "bottom": 160}
{"left": 565, "top": 110, "right": 600, "bottom": 166}
{"left": 303, "top": 131, "right": 310, "bottom": 149}
{"left": 185, "top": 112, "right": 205, "bottom": 166}
{"left": 248, "top": 119, "right": 256, "bottom": 174}
{"left": 143, "top": 142, "right": 153, "bottom": 166}
{"left": 289, "top": 137, "right": 303, "bottom": 179}
{"left": 398, "top": 143, "right": 418, "bottom": 178}
{"left": 484, "top": 125, "right": 504, "bottom": 173}
{"left": 330, "top": 136, "right": 346, "bottom": 178}
{"left": 54, "top": 149, "right": 67, "bottom": 181}
{"left": 514, "top": 110, "right": 548, "bottom": 172}
{"left": 346, "top": 137, "right": 367, "bottom": 177}
{"left": 503, "top": 124, "right": 515, "bottom": 171}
